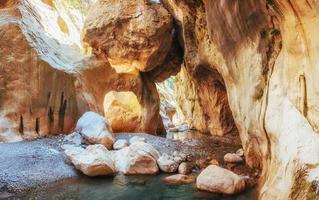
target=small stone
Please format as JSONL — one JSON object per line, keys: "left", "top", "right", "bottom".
{"left": 157, "top": 153, "right": 179, "bottom": 173}
{"left": 196, "top": 158, "right": 208, "bottom": 169}
{"left": 178, "top": 162, "right": 194, "bottom": 175}
{"left": 163, "top": 174, "right": 196, "bottom": 185}
{"left": 224, "top": 153, "right": 244, "bottom": 163}
{"left": 236, "top": 148, "right": 244, "bottom": 157}
{"left": 113, "top": 139, "right": 129, "bottom": 150}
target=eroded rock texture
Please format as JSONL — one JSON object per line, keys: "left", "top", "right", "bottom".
{"left": 162, "top": 0, "right": 237, "bottom": 136}
{"left": 0, "top": 0, "right": 90, "bottom": 142}
{"left": 0, "top": 0, "right": 171, "bottom": 141}
{"left": 163, "top": 0, "right": 319, "bottom": 199}
{"left": 83, "top": 0, "right": 173, "bottom": 72}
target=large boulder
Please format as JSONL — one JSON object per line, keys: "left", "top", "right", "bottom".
{"left": 196, "top": 165, "right": 245, "bottom": 195}
{"left": 75, "top": 112, "right": 115, "bottom": 149}
{"left": 64, "top": 144, "right": 115, "bottom": 176}
{"left": 83, "top": 0, "right": 173, "bottom": 72}
{"left": 114, "top": 142, "right": 160, "bottom": 175}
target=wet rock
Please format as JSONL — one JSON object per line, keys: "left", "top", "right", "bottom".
{"left": 236, "top": 148, "right": 244, "bottom": 157}
{"left": 157, "top": 153, "right": 179, "bottom": 173}
{"left": 196, "top": 165, "right": 245, "bottom": 195}
{"left": 224, "top": 153, "right": 244, "bottom": 163}
{"left": 163, "top": 174, "right": 196, "bottom": 185}
{"left": 76, "top": 112, "right": 115, "bottom": 149}
{"left": 178, "top": 162, "right": 194, "bottom": 175}
{"left": 129, "top": 136, "right": 146, "bottom": 144}
{"left": 113, "top": 139, "right": 129, "bottom": 150}
{"left": 114, "top": 142, "right": 159, "bottom": 175}
{"left": 64, "top": 144, "right": 115, "bottom": 176}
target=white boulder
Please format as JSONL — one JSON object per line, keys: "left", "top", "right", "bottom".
{"left": 196, "top": 165, "right": 245, "bottom": 195}
{"left": 76, "top": 112, "right": 115, "bottom": 149}
{"left": 114, "top": 142, "right": 159, "bottom": 175}
{"left": 64, "top": 144, "right": 115, "bottom": 176}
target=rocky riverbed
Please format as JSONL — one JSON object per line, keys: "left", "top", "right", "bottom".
{"left": 0, "top": 132, "right": 258, "bottom": 199}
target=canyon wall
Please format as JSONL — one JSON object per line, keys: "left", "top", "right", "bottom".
{"left": 163, "top": 0, "right": 319, "bottom": 199}
{"left": 0, "top": 0, "right": 172, "bottom": 142}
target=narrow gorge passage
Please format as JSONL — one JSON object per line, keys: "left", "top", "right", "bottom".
{"left": 1, "top": 0, "right": 319, "bottom": 200}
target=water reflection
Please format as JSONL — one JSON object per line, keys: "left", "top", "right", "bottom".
{"left": 21, "top": 174, "right": 257, "bottom": 200}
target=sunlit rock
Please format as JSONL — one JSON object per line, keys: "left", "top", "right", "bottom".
{"left": 196, "top": 165, "right": 245, "bottom": 195}
{"left": 64, "top": 144, "right": 115, "bottom": 176}
{"left": 83, "top": 0, "right": 173, "bottom": 72}
{"left": 75, "top": 112, "right": 115, "bottom": 149}
{"left": 0, "top": 0, "right": 92, "bottom": 142}
{"left": 104, "top": 91, "right": 142, "bottom": 133}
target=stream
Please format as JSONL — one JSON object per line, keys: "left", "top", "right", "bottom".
{"left": 20, "top": 174, "right": 257, "bottom": 200}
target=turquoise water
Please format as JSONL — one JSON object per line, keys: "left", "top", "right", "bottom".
{"left": 21, "top": 174, "right": 257, "bottom": 200}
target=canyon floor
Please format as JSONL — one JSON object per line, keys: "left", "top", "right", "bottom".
{"left": 0, "top": 132, "right": 258, "bottom": 199}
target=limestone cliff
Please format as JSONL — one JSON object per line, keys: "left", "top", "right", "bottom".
{"left": 0, "top": 0, "right": 169, "bottom": 142}
{"left": 163, "top": 0, "right": 319, "bottom": 199}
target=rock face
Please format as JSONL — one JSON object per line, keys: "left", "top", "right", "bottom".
{"left": 114, "top": 142, "right": 160, "bottom": 175}
{"left": 196, "top": 165, "right": 245, "bottom": 195}
{"left": 0, "top": 0, "right": 170, "bottom": 142}
{"left": 64, "top": 145, "right": 115, "bottom": 176}
{"left": 75, "top": 112, "right": 115, "bottom": 149}
{"left": 0, "top": 0, "right": 92, "bottom": 142}
{"left": 83, "top": 0, "right": 173, "bottom": 72}
{"left": 163, "top": 0, "right": 319, "bottom": 199}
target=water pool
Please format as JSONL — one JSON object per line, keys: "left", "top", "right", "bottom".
{"left": 20, "top": 174, "right": 257, "bottom": 200}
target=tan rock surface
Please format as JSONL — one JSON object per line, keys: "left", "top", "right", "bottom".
{"left": 164, "top": 0, "right": 319, "bottom": 198}
{"left": 83, "top": 0, "right": 173, "bottom": 72}
{"left": 196, "top": 165, "right": 245, "bottom": 195}
{"left": 64, "top": 144, "right": 115, "bottom": 176}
